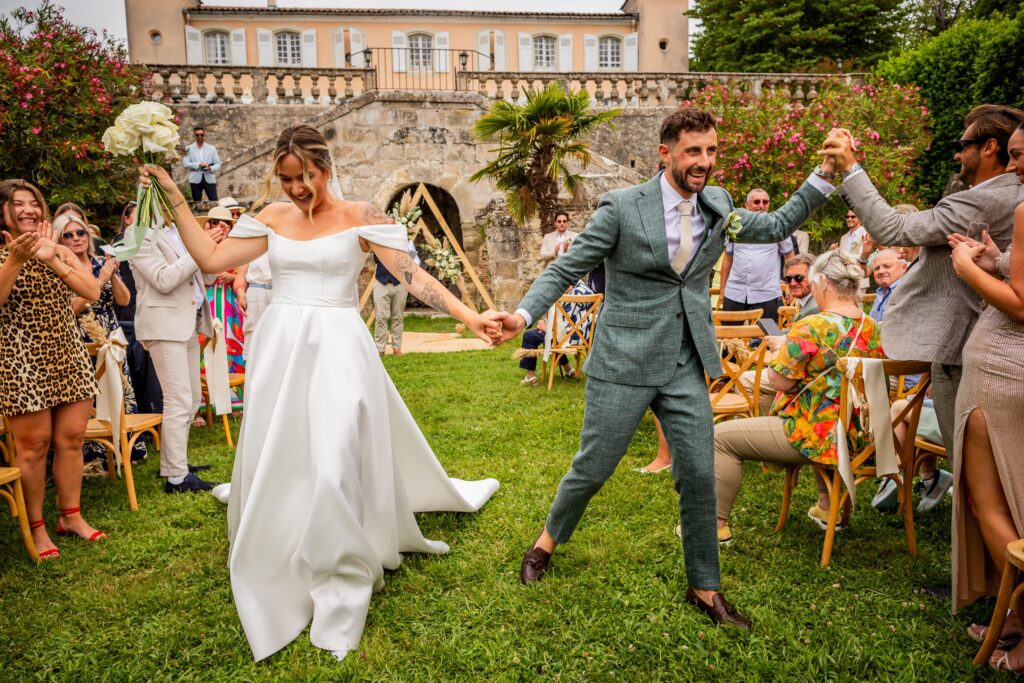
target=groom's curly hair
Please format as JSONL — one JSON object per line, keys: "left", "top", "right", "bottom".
{"left": 660, "top": 108, "right": 717, "bottom": 145}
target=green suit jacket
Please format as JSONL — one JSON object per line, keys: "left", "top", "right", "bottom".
{"left": 519, "top": 173, "right": 828, "bottom": 386}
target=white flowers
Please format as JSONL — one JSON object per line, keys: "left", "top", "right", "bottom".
{"left": 725, "top": 210, "right": 743, "bottom": 242}
{"left": 422, "top": 239, "right": 463, "bottom": 285}
{"left": 102, "top": 101, "right": 179, "bottom": 158}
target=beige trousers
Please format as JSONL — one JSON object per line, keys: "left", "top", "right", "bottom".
{"left": 142, "top": 323, "right": 202, "bottom": 478}
{"left": 739, "top": 370, "right": 776, "bottom": 416}
{"left": 373, "top": 280, "right": 408, "bottom": 353}
{"left": 714, "top": 416, "right": 808, "bottom": 520}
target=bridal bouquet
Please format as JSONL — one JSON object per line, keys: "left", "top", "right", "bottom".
{"left": 101, "top": 101, "right": 180, "bottom": 260}
{"left": 421, "top": 238, "right": 463, "bottom": 285}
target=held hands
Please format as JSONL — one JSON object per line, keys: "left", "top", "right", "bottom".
{"left": 951, "top": 240, "right": 988, "bottom": 277}
{"left": 480, "top": 310, "right": 526, "bottom": 346}
{"left": 819, "top": 128, "right": 858, "bottom": 174}
{"left": 948, "top": 230, "right": 1001, "bottom": 274}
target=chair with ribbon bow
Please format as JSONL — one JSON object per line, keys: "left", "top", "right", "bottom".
{"left": 541, "top": 293, "right": 603, "bottom": 391}
{"left": 83, "top": 333, "right": 162, "bottom": 512}
{"left": 199, "top": 320, "right": 244, "bottom": 447}
{"left": 774, "top": 358, "right": 932, "bottom": 566}
{"left": 0, "top": 416, "right": 38, "bottom": 562}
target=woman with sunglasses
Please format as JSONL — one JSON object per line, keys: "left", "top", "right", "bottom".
{"left": 0, "top": 179, "right": 105, "bottom": 560}
{"left": 54, "top": 213, "right": 148, "bottom": 466}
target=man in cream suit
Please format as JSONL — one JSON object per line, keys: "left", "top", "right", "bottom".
{"left": 129, "top": 218, "right": 221, "bottom": 493}
{"left": 821, "top": 104, "right": 1024, "bottom": 454}
{"left": 539, "top": 211, "right": 578, "bottom": 268}
{"left": 488, "top": 109, "right": 835, "bottom": 630}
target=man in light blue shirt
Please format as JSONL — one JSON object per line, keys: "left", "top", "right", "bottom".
{"left": 868, "top": 248, "right": 906, "bottom": 321}
{"left": 183, "top": 126, "right": 221, "bottom": 202}
{"left": 720, "top": 188, "right": 794, "bottom": 321}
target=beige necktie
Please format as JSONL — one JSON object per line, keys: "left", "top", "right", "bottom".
{"left": 670, "top": 200, "right": 694, "bottom": 274}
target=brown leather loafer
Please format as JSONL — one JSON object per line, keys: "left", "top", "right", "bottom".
{"left": 684, "top": 589, "right": 752, "bottom": 631}
{"left": 520, "top": 545, "right": 552, "bottom": 585}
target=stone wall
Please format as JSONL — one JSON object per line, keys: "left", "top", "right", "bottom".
{"left": 169, "top": 93, "right": 641, "bottom": 310}
{"left": 586, "top": 107, "right": 676, "bottom": 180}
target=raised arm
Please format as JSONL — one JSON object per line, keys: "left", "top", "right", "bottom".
{"left": 735, "top": 178, "right": 831, "bottom": 244}
{"left": 138, "top": 163, "right": 267, "bottom": 273}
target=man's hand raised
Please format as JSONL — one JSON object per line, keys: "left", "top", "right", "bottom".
{"left": 819, "top": 128, "right": 858, "bottom": 174}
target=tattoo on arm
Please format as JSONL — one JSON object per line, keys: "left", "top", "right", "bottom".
{"left": 419, "top": 281, "right": 449, "bottom": 315}
{"left": 394, "top": 253, "right": 417, "bottom": 285}
{"left": 362, "top": 203, "right": 390, "bottom": 224}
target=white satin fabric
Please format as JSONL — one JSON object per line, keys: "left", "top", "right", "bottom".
{"left": 223, "top": 214, "right": 499, "bottom": 661}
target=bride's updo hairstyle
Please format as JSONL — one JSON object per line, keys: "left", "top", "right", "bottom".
{"left": 257, "top": 124, "right": 333, "bottom": 219}
{"left": 808, "top": 249, "right": 866, "bottom": 300}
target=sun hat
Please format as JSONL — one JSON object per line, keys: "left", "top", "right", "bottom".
{"left": 217, "top": 196, "right": 246, "bottom": 213}
{"left": 197, "top": 205, "right": 237, "bottom": 226}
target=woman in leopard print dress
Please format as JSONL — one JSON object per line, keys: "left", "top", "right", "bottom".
{"left": 0, "top": 179, "right": 106, "bottom": 560}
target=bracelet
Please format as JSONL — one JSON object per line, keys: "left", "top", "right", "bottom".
{"left": 811, "top": 165, "right": 836, "bottom": 181}
{"left": 58, "top": 263, "right": 74, "bottom": 279}
{"left": 840, "top": 163, "right": 864, "bottom": 182}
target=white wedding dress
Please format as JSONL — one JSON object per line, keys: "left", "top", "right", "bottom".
{"left": 221, "top": 214, "right": 499, "bottom": 662}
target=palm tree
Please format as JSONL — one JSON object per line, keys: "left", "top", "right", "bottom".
{"left": 470, "top": 82, "right": 621, "bottom": 234}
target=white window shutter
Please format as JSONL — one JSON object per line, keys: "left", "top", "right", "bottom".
{"left": 257, "top": 28, "right": 273, "bottom": 66}
{"left": 558, "top": 33, "right": 573, "bottom": 72}
{"left": 584, "top": 34, "right": 598, "bottom": 71}
{"left": 230, "top": 28, "right": 246, "bottom": 66}
{"left": 493, "top": 30, "right": 506, "bottom": 71}
{"left": 477, "top": 30, "right": 490, "bottom": 69}
{"left": 301, "top": 29, "right": 317, "bottom": 67}
{"left": 518, "top": 32, "right": 532, "bottom": 72}
{"left": 349, "top": 28, "right": 366, "bottom": 67}
{"left": 333, "top": 28, "right": 346, "bottom": 67}
{"left": 624, "top": 32, "right": 638, "bottom": 71}
{"left": 185, "top": 26, "right": 201, "bottom": 65}
{"left": 392, "top": 31, "right": 407, "bottom": 72}
{"left": 435, "top": 31, "right": 449, "bottom": 72}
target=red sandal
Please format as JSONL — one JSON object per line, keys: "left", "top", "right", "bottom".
{"left": 28, "top": 519, "right": 59, "bottom": 560}
{"left": 55, "top": 507, "right": 108, "bottom": 542}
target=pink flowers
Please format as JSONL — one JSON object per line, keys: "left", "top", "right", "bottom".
{"left": 31, "top": 126, "right": 40, "bottom": 134}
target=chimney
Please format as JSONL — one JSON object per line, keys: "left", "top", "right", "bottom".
{"left": 268, "top": 0, "right": 277, "bottom": 7}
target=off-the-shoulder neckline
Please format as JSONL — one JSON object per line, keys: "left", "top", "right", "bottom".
{"left": 237, "top": 214, "right": 399, "bottom": 243}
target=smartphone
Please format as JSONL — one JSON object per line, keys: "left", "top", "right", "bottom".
{"left": 757, "top": 318, "right": 783, "bottom": 337}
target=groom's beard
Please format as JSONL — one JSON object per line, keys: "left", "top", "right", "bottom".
{"left": 671, "top": 163, "right": 712, "bottom": 194}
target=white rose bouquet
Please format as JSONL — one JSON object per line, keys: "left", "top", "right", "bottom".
{"left": 101, "top": 101, "right": 180, "bottom": 260}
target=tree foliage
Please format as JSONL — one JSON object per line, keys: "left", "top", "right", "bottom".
{"left": 676, "top": 80, "right": 930, "bottom": 244}
{"left": 0, "top": 2, "right": 149, "bottom": 218}
{"left": 471, "top": 82, "right": 621, "bottom": 233}
{"left": 689, "top": 0, "right": 906, "bottom": 73}
{"left": 878, "top": 8, "right": 1024, "bottom": 203}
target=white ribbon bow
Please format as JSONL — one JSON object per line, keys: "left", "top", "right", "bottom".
{"left": 94, "top": 328, "right": 128, "bottom": 472}
{"left": 203, "top": 317, "right": 234, "bottom": 416}
{"left": 835, "top": 357, "right": 898, "bottom": 507}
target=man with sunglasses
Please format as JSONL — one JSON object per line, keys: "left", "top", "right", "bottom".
{"left": 183, "top": 126, "right": 221, "bottom": 203}
{"left": 820, "top": 103, "right": 1024, "bottom": 457}
{"left": 782, "top": 253, "right": 819, "bottom": 321}
{"left": 719, "top": 188, "right": 793, "bottom": 322}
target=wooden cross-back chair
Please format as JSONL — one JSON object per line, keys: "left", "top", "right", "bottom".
{"left": 708, "top": 287, "right": 724, "bottom": 311}
{"left": 709, "top": 324, "right": 768, "bottom": 421}
{"left": 777, "top": 305, "right": 799, "bottom": 331}
{"left": 199, "top": 335, "right": 245, "bottom": 447}
{"left": 543, "top": 293, "right": 603, "bottom": 390}
{"left": 0, "top": 416, "right": 38, "bottom": 562}
{"left": 774, "top": 359, "right": 932, "bottom": 567}
{"left": 83, "top": 342, "right": 162, "bottom": 512}
{"left": 713, "top": 308, "right": 764, "bottom": 327}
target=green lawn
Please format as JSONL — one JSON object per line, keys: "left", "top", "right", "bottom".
{"left": 0, "top": 336, "right": 1008, "bottom": 680}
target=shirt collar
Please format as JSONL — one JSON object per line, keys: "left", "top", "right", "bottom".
{"left": 660, "top": 172, "right": 690, "bottom": 212}
{"left": 970, "top": 173, "right": 1005, "bottom": 191}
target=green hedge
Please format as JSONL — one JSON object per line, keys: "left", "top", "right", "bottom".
{"left": 878, "top": 9, "right": 1024, "bottom": 204}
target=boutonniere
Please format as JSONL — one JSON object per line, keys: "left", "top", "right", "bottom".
{"left": 725, "top": 211, "right": 743, "bottom": 242}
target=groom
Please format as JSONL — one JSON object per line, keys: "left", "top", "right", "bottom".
{"left": 487, "top": 108, "right": 836, "bottom": 629}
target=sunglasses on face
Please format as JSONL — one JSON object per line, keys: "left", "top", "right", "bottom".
{"left": 750, "top": 199, "right": 769, "bottom": 205}
{"left": 62, "top": 229, "right": 87, "bottom": 240}
{"left": 951, "top": 138, "right": 987, "bottom": 153}
{"left": 845, "top": 214, "right": 857, "bottom": 220}
{"left": 783, "top": 274, "right": 806, "bottom": 283}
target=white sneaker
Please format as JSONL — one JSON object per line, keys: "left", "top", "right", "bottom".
{"left": 871, "top": 478, "right": 899, "bottom": 513}
{"left": 917, "top": 469, "right": 953, "bottom": 513}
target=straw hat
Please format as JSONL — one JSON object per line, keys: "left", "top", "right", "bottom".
{"left": 217, "top": 196, "right": 246, "bottom": 213}
{"left": 197, "top": 205, "right": 237, "bottom": 226}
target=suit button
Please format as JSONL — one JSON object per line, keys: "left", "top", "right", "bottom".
{"left": 676, "top": 312, "right": 684, "bottom": 319}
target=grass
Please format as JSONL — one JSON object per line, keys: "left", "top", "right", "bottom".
{"left": 0, "top": 331, "right": 1009, "bottom": 681}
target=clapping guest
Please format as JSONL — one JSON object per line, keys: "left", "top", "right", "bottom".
{"left": 54, "top": 213, "right": 148, "bottom": 466}
{"left": 539, "top": 211, "right": 578, "bottom": 268}
{"left": 946, "top": 121, "right": 1024, "bottom": 672}
{"left": 0, "top": 179, "right": 105, "bottom": 559}
{"left": 710, "top": 251, "right": 884, "bottom": 545}
{"left": 54, "top": 201, "right": 105, "bottom": 254}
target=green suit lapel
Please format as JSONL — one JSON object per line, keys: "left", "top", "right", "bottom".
{"left": 636, "top": 174, "right": 674, "bottom": 275}
{"left": 680, "top": 190, "right": 726, "bottom": 281}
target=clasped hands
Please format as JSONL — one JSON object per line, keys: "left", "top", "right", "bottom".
{"left": 468, "top": 310, "right": 526, "bottom": 347}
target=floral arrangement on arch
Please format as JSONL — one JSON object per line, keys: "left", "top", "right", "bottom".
{"left": 421, "top": 238, "right": 463, "bottom": 285}
{"left": 389, "top": 190, "right": 423, "bottom": 229}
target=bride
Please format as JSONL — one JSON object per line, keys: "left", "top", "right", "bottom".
{"left": 138, "top": 125, "right": 499, "bottom": 662}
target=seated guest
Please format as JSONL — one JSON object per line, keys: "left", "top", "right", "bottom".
{"left": 720, "top": 189, "right": 794, "bottom": 322}
{"left": 53, "top": 213, "right": 148, "bottom": 465}
{"left": 947, "top": 129, "right": 1024, "bottom": 670}
{"left": 517, "top": 316, "right": 574, "bottom": 385}
{"left": 874, "top": 393, "right": 951, "bottom": 514}
{"left": 709, "top": 251, "right": 884, "bottom": 544}
{"left": 783, "top": 253, "right": 819, "bottom": 321}
{"left": 517, "top": 275, "right": 594, "bottom": 386}
{"left": 868, "top": 249, "right": 907, "bottom": 321}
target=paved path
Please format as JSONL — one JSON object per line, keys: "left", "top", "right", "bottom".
{"left": 384, "top": 331, "right": 489, "bottom": 354}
